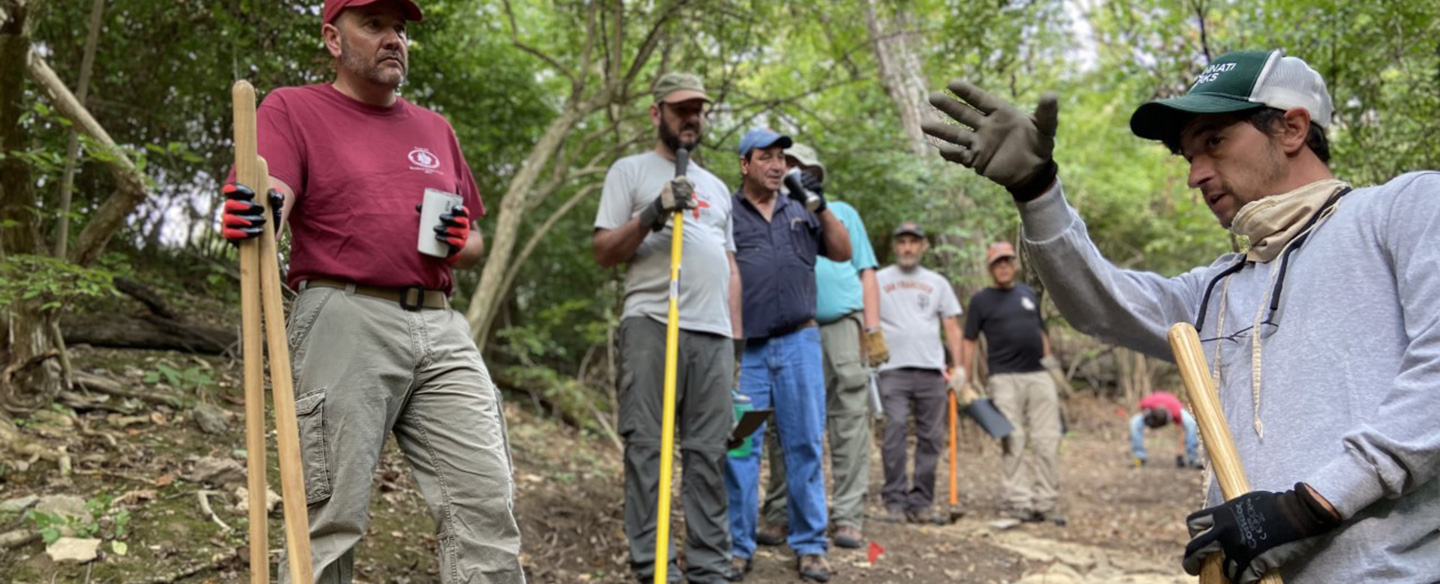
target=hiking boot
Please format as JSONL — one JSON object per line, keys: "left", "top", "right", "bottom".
{"left": 797, "top": 554, "right": 831, "bottom": 582}
{"left": 832, "top": 525, "right": 863, "bottom": 549}
{"left": 1007, "top": 508, "right": 1041, "bottom": 523}
{"left": 725, "top": 556, "right": 751, "bottom": 582}
{"left": 754, "top": 522, "right": 787, "bottom": 546}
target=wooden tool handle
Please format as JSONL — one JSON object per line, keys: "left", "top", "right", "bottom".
{"left": 232, "top": 80, "right": 268, "bottom": 584}
{"left": 1168, "top": 323, "right": 1283, "bottom": 584}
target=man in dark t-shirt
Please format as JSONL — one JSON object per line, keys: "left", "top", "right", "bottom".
{"left": 219, "top": 1, "right": 524, "bottom": 581}
{"left": 961, "top": 241, "right": 1064, "bottom": 526}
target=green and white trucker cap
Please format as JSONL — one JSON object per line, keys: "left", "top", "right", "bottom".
{"left": 1129, "top": 49, "right": 1333, "bottom": 142}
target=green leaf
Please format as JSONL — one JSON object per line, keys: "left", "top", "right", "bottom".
{"left": 111, "top": 541, "right": 128, "bottom": 555}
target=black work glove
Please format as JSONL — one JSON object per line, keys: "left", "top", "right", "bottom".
{"left": 434, "top": 204, "right": 471, "bottom": 262}
{"left": 922, "top": 80, "right": 1059, "bottom": 202}
{"left": 1182, "top": 482, "right": 1341, "bottom": 583}
{"left": 800, "top": 169, "right": 824, "bottom": 197}
{"left": 221, "top": 182, "right": 283, "bottom": 243}
{"left": 782, "top": 168, "right": 827, "bottom": 213}
{"left": 638, "top": 177, "right": 697, "bottom": 232}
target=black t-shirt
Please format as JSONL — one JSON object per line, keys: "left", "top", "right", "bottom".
{"left": 964, "top": 284, "right": 1045, "bottom": 374}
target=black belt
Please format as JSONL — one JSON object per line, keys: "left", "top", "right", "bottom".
{"left": 300, "top": 279, "right": 448, "bottom": 311}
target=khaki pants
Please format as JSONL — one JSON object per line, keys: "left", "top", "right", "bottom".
{"left": 761, "top": 316, "right": 871, "bottom": 530}
{"left": 280, "top": 287, "right": 525, "bottom": 583}
{"left": 988, "top": 371, "right": 1061, "bottom": 514}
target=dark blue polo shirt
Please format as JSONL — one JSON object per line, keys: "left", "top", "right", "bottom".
{"left": 733, "top": 191, "right": 827, "bottom": 339}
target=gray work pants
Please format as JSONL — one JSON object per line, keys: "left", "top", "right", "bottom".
{"left": 618, "top": 317, "right": 734, "bottom": 584}
{"left": 989, "top": 371, "right": 1061, "bottom": 514}
{"left": 878, "top": 367, "right": 947, "bottom": 514}
{"left": 761, "top": 315, "right": 871, "bottom": 530}
{"left": 279, "top": 287, "right": 525, "bottom": 583}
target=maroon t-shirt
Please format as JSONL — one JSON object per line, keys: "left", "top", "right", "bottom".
{"left": 256, "top": 83, "right": 483, "bottom": 294}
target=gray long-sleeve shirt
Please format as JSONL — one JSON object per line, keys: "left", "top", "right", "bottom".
{"left": 1018, "top": 172, "right": 1440, "bottom": 582}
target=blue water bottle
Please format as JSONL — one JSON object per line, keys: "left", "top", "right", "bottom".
{"left": 729, "top": 391, "right": 754, "bottom": 458}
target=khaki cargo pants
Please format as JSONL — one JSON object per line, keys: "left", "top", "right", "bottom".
{"left": 279, "top": 286, "right": 525, "bottom": 583}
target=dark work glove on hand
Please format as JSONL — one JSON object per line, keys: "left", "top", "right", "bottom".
{"left": 435, "top": 205, "right": 470, "bottom": 261}
{"left": 800, "top": 169, "right": 824, "bottom": 197}
{"left": 1182, "top": 482, "right": 1341, "bottom": 584}
{"left": 639, "top": 177, "right": 697, "bottom": 232}
{"left": 922, "top": 80, "right": 1059, "bottom": 202}
{"left": 221, "top": 183, "right": 283, "bottom": 243}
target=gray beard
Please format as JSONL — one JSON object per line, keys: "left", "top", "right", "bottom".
{"left": 340, "top": 35, "right": 405, "bottom": 90}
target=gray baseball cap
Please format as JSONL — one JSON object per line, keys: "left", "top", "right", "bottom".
{"left": 653, "top": 72, "right": 712, "bottom": 104}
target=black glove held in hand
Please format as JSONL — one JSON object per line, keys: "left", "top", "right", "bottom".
{"left": 221, "top": 183, "right": 283, "bottom": 243}
{"left": 923, "top": 80, "right": 1059, "bottom": 202}
{"left": 639, "top": 177, "right": 697, "bottom": 231}
{"left": 1182, "top": 482, "right": 1341, "bottom": 584}
{"left": 434, "top": 205, "right": 470, "bottom": 261}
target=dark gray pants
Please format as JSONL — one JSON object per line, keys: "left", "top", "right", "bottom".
{"left": 878, "top": 368, "right": 947, "bottom": 514}
{"left": 618, "top": 317, "right": 734, "bottom": 583}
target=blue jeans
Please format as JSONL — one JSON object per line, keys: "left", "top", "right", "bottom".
{"left": 725, "top": 327, "right": 828, "bottom": 559}
{"left": 1130, "top": 410, "right": 1199, "bottom": 463}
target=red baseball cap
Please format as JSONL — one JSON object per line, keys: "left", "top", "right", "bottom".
{"left": 986, "top": 241, "right": 1017, "bottom": 265}
{"left": 323, "top": 0, "right": 424, "bottom": 26}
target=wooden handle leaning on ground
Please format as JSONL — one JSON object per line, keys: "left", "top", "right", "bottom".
{"left": 233, "top": 81, "right": 268, "bottom": 584}
{"left": 1168, "top": 323, "right": 1283, "bottom": 584}
{"left": 233, "top": 80, "right": 314, "bottom": 584}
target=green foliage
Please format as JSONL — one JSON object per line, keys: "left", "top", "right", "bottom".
{"left": 144, "top": 361, "right": 215, "bottom": 397}
{"left": 0, "top": 255, "right": 117, "bottom": 312}
{"left": 22, "top": 494, "right": 130, "bottom": 548}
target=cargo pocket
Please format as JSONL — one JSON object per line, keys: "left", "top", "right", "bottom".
{"left": 294, "top": 391, "right": 332, "bottom": 504}
{"left": 287, "top": 288, "right": 337, "bottom": 351}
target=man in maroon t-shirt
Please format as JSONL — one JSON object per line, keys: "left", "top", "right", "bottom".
{"left": 220, "top": 1, "right": 524, "bottom": 582}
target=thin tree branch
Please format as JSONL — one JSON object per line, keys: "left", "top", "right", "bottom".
{"left": 501, "top": 0, "right": 577, "bottom": 86}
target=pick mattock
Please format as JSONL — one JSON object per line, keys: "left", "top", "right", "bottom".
{"left": 653, "top": 147, "right": 689, "bottom": 584}
{"left": 1168, "top": 323, "right": 1282, "bottom": 584}
{"left": 233, "top": 80, "right": 314, "bottom": 584}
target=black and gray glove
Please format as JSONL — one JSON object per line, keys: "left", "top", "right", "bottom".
{"left": 1182, "top": 482, "right": 1341, "bottom": 583}
{"left": 639, "top": 176, "right": 697, "bottom": 231}
{"left": 922, "top": 80, "right": 1059, "bottom": 202}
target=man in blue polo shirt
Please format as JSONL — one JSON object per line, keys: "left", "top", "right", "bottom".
{"left": 756, "top": 143, "right": 883, "bottom": 551}
{"left": 725, "top": 128, "right": 852, "bottom": 582}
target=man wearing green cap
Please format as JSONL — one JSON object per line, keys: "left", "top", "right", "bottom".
{"left": 593, "top": 72, "right": 742, "bottom": 583}
{"left": 922, "top": 49, "right": 1440, "bottom": 583}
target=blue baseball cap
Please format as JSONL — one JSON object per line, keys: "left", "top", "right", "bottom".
{"left": 738, "top": 127, "right": 793, "bottom": 158}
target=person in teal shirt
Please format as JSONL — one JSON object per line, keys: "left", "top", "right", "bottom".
{"left": 756, "top": 142, "right": 885, "bottom": 551}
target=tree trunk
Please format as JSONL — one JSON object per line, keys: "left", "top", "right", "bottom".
{"left": 465, "top": 102, "right": 590, "bottom": 348}
{"left": 26, "top": 50, "right": 148, "bottom": 268}
{"left": 864, "top": 0, "right": 931, "bottom": 155}
{"left": 1, "top": 0, "right": 65, "bottom": 412}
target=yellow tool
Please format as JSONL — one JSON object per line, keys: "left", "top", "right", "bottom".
{"left": 654, "top": 147, "right": 689, "bottom": 584}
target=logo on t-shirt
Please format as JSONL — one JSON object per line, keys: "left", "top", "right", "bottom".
{"left": 691, "top": 191, "right": 711, "bottom": 219}
{"left": 408, "top": 147, "right": 442, "bottom": 174}
{"left": 1021, "top": 296, "right": 1036, "bottom": 312}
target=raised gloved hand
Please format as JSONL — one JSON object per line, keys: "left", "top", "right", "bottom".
{"left": 865, "top": 329, "right": 889, "bottom": 367}
{"left": 1183, "top": 482, "right": 1341, "bottom": 584}
{"left": 922, "top": 80, "right": 1059, "bottom": 202}
{"left": 433, "top": 204, "right": 470, "bottom": 261}
{"left": 946, "top": 366, "right": 967, "bottom": 395}
{"left": 639, "top": 176, "right": 697, "bottom": 231}
{"left": 800, "top": 169, "right": 824, "bottom": 197}
{"left": 221, "top": 183, "right": 283, "bottom": 243}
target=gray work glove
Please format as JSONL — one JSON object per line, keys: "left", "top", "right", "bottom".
{"left": 639, "top": 176, "right": 698, "bottom": 231}
{"left": 922, "top": 80, "right": 1060, "bottom": 202}
{"left": 1182, "top": 482, "right": 1341, "bottom": 583}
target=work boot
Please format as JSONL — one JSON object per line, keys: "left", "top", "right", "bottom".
{"left": 832, "top": 525, "right": 863, "bottom": 549}
{"left": 1007, "top": 508, "right": 1040, "bottom": 523}
{"left": 878, "top": 507, "right": 907, "bottom": 523}
{"left": 754, "top": 522, "right": 787, "bottom": 546}
{"left": 797, "top": 554, "right": 831, "bottom": 582}
{"left": 725, "top": 556, "right": 751, "bottom": 582}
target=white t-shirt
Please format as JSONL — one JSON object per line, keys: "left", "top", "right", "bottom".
{"left": 877, "top": 265, "right": 962, "bottom": 372}
{"left": 594, "top": 151, "right": 735, "bottom": 337}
